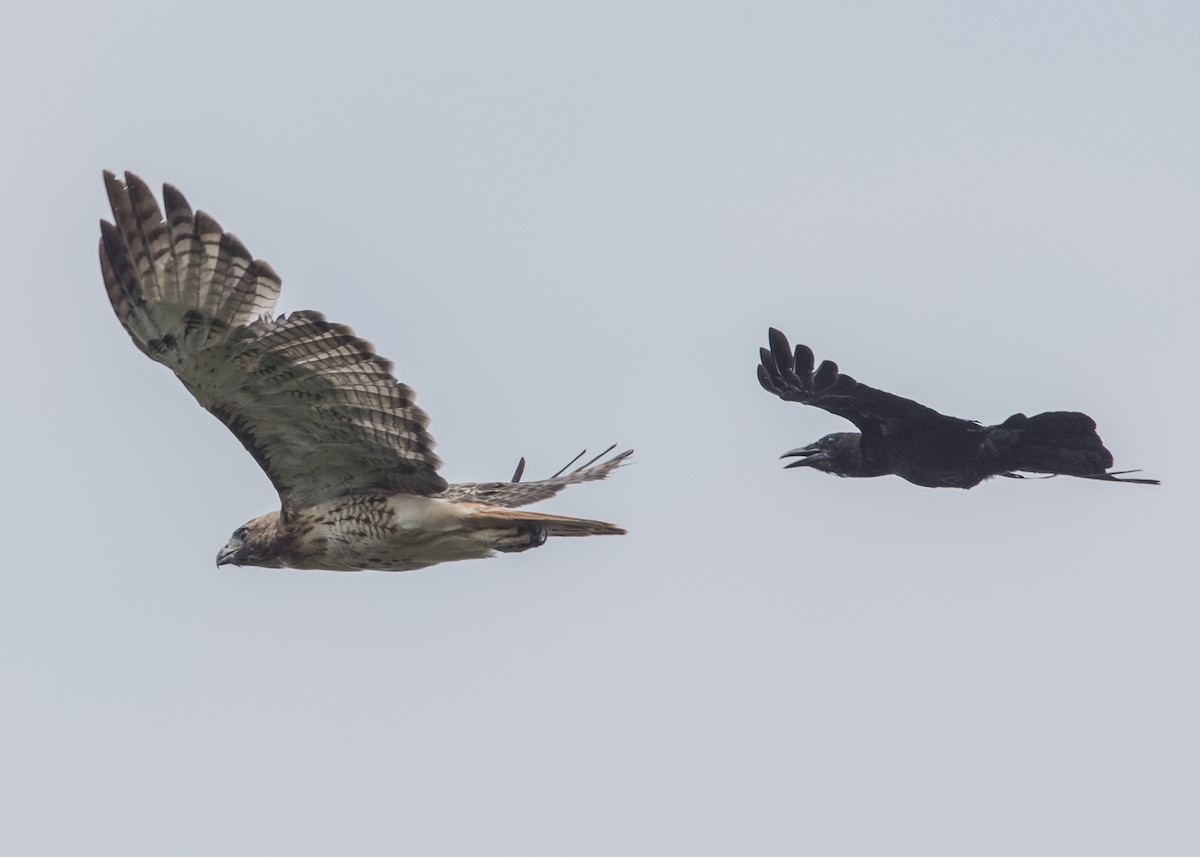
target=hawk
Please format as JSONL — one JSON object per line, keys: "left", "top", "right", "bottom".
{"left": 758, "top": 327, "right": 1157, "bottom": 488}
{"left": 100, "top": 171, "right": 631, "bottom": 571}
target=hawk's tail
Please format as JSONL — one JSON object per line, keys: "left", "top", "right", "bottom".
{"left": 464, "top": 505, "right": 626, "bottom": 538}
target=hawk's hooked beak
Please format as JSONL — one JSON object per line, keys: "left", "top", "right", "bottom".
{"left": 781, "top": 446, "right": 828, "bottom": 469}
{"left": 216, "top": 547, "right": 238, "bottom": 567}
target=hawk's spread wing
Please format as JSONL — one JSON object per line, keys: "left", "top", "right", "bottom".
{"left": 440, "top": 446, "right": 632, "bottom": 508}
{"left": 757, "top": 327, "right": 950, "bottom": 441}
{"left": 100, "top": 171, "right": 447, "bottom": 514}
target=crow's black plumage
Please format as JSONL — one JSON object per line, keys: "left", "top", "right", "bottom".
{"left": 757, "top": 328, "right": 1158, "bottom": 488}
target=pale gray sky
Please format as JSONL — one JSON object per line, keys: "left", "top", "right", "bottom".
{"left": 1, "top": 1, "right": 1196, "bottom": 855}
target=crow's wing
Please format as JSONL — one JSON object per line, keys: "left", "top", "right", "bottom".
{"left": 440, "top": 447, "right": 632, "bottom": 508}
{"left": 757, "top": 327, "right": 951, "bottom": 439}
{"left": 100, "top": 171, "right": 447, "bottom": 516}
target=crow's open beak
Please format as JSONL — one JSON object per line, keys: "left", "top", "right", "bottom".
{"left": 781, "top": 446, "right": 828, "bottom": 468}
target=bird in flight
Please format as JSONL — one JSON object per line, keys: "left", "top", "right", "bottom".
{"left": 99, "top": 171, "right": 630, "bottom": 571}
{"left": 757, "top": 327, "right": 1157, "bottom": 488}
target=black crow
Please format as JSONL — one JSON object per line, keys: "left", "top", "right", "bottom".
{"left": 757, "top": 328, "right": 1158, "bottom": 488}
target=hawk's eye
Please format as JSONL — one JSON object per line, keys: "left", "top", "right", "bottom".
{"left": 234, "top": 527, "right": 249, "bottom": 540}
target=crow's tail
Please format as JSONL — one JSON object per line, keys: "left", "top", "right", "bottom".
{"left": 998, "top": 412, "right": 1159, "bottom": 484}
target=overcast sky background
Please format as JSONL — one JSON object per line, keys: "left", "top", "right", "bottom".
{"left": 1, "top": 1, "right": 1196, "bottom": 854}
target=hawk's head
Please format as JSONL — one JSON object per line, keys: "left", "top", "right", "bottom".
{"left": 216, "top": 512, "right": 285, "bottom": 568}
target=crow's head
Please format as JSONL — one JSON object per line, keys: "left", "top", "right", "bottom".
{"left": 781, "top": 432, "right": 869, "bottom": 477}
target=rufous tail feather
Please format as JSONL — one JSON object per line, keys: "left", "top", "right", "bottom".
{"left": 463, "top": 505, "right": 625, "bottom": 537}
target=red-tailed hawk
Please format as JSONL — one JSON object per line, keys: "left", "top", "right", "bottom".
{"left": 100, "top": 171, "right": 630, "bottom": 571}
